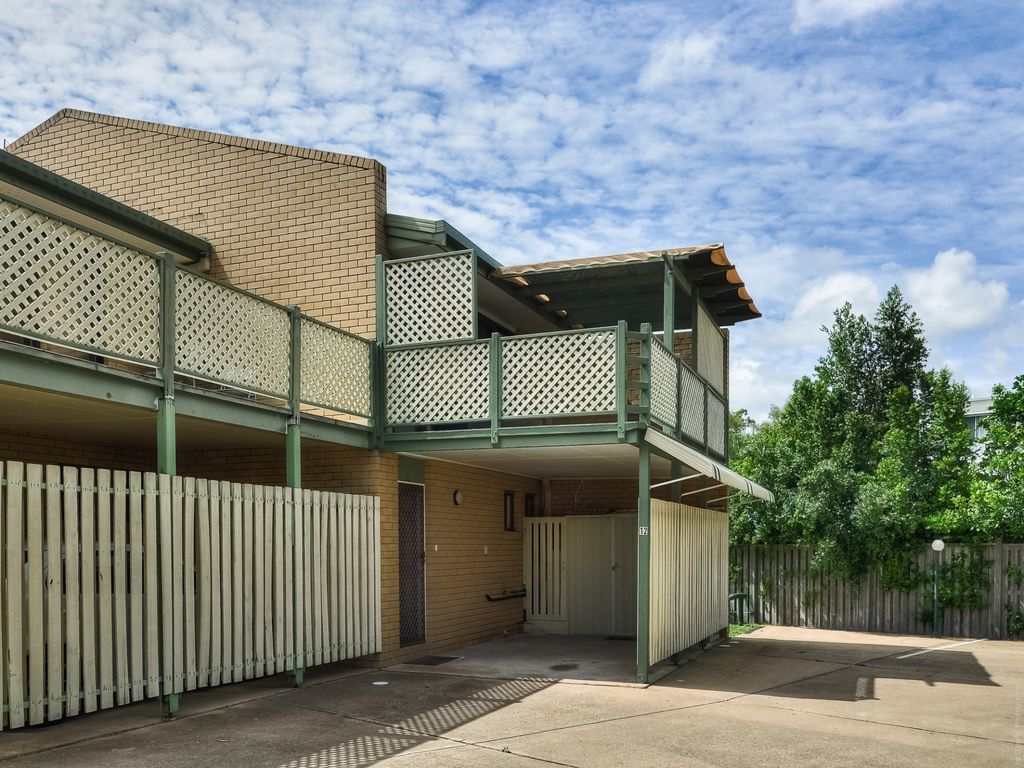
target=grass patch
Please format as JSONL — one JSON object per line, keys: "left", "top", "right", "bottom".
{"left": 729, "top": 623, "right": 762, "bottom": 637}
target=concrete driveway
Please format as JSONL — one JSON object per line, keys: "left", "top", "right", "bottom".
{"left": 1, "top": 627, "right": 1020, "bottom": 767}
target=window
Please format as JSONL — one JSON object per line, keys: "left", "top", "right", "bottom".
{"left": 504, "top": 491, "right": 515, "bottom": 531}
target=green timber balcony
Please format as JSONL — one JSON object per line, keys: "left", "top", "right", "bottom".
{"left": 0, "top": 191, "right": 374, "bottom": 447}
{"left": 381, "top": 323, "right": 728, "bottom": 458}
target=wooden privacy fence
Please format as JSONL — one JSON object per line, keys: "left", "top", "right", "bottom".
{"left": 0, "top": 460, "right": 381, "bottom": 730}
{"left": 732, "top": 544, "right": 1024, "bottom": 639}
{"left": 649, "top": 501, "right": 729, "bottom": 666}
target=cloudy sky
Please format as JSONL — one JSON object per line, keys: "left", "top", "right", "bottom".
{"left": 3, "top": 0, "right": 1021, "bottom": 418}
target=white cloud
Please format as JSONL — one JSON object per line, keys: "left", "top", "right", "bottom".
{"left": 793, "top": 0, "right": 909, "bottom": 30}
{"left": 904, "top": 248, "right": 1009, "bottom": 339}
{"left": 638, "top": 32, "right": 724, "bottom": 90}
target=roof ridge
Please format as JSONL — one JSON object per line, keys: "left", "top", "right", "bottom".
{"left": 8, "top": 108, "right": 385, "bottom": 173}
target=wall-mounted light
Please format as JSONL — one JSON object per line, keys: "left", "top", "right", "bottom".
{"left": 453, "top": 490, "right": 463, "bottom": 506}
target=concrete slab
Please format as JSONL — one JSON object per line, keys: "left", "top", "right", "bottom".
{"left": 486, "top": 694, "right": 1016, "bottom": 768}
{"left": 389, "top": 633, "right": 656, "bottom": 685}
{"left": 1, "top": 627, "right": 1020, "bottom": 768}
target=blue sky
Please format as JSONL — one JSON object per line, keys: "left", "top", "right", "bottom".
{"left": 2, "top": 0, "right": 1022, "bottom": 418}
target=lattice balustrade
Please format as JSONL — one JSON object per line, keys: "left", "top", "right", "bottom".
{"left": 679, "top": 363, "right": 705, "bottom": 443}
{"left": 386, "top": 342, "right": 490, "bottom": 424}
{"left": 301, "top": 319, "right": 372, "bottom": 416}
{"left": 175, "top": 270, "right": 291, "bottom": 397}
{"left": 707, "top": 390, "right": 727, "bottom": 456}
{"left": 0, "top": 196, "right": 161, "bottom": 362}
{"left": 384, "top": 252, "right": 475, "bottom": 346}
{"left": 501, "top": 330, "right": 617, "bottom": 418}
{"left": 697, "top": 306, "right": 725, "bottom": 394}
{"left": 650, "top": 338, "right": 678, "bottom": 428}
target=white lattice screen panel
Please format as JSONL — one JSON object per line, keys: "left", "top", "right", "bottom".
{"left": 697, "top": 306, "right": 725, "bottom": 394}
{"left": 706, "top": 391, "right": 726, "bottom": 456}
{"left": 301, "top": 319, "right": 372, "bottom": 416}
{"left": 384, "top": 252, "right": 475, "bottom": 346}
{"left": 176, "top": 270, "right": 291, "bottom": 398}
{"left": 501, "top": 331, "right": 616, "bottom": 418}
{"left": 0, "top": 196, "right": 160, "bottom": 362}
{"left": 650, "top": 339, "right": 678, "bottom": 428}
{"left": 386, "top": 342, "right": 490, "bottom": 424}
{"left": 679, "top": 363, "right": 705, "bottom": 443}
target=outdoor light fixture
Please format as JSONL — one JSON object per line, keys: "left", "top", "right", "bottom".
{"left": 931, "top": 539, "right": 945, "bottom": 637}
{"left": 452, "top": 490, "right": 463, "bottom": 506}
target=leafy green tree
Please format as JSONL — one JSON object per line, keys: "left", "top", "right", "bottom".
{"left": 729, "top": 286, "right": 983, "bottom": 578}
{"left": 970, "top": 375, "right": 1024, "bottom": 541}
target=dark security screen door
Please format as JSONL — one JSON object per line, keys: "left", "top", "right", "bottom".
{"left": 398, "top": 482, "right": 426, "bottom": 646}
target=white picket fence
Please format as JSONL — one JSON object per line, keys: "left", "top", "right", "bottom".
{"left": 0, "top": 460, "right": 381, "bottom": 729}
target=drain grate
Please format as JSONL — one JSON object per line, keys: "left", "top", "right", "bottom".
{"left": 407, "top": 655, "right": 461, "bottom": 666}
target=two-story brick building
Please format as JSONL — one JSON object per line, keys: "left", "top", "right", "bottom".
{"left": 0, "top": 109, "right": 771, "bottom": 728}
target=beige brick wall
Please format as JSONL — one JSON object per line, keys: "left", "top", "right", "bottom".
{"left": 0, "top": 429, "right": 156, "bottom": 471}
{"left": 9, "top": 110, "right": 387, "bottom": 338}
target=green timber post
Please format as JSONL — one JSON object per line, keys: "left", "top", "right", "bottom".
{"left": 156, "top": 252, "right": 177, "bottom": 477}
{"left": 287, "top": 305, "right": 304, "bottom": 686}
{"left": 287, "top": 306, "right": 302, "bottom": 489}
{"left": 639, "top": 322, "right": 652, "bottom": 428}
{"left": 615, "top": 320, "right": 627, "bottom": 439}
{"left": 156, "top": 252, "right": 179, "bottom": 717}
{"left": 637, "top": 442, "right": 652, "bottom": 684}
{"left": 662, "top": 257, "right": 675, "bottom": 355}
{"left": 374, "top": 254, "right": 387, "bottom": 448}
{"left": 489, "top": 333, "right": 501, "bottom": 445}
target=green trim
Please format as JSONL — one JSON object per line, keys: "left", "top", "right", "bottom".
{"left": 375, "top": 253, "right": 387, "bottom": 343}
{"left": 0, "top": 150, "right": 210, "bottom": 261}
{"left": 637, "top": 442, "right": 651, "bottom": 684}
{"left": 157, "top": 253, "right": 176, "bottom": 475}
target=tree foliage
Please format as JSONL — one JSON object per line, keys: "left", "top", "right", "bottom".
{"left": 727, "top": 286, "right": 1010, "bottom": 580}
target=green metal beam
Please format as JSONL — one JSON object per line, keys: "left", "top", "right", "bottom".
{"left": 157, "top": 253, "right": 177, "bottom": 477}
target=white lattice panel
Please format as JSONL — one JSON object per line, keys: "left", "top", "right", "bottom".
{"left": 679, "top": 363, "right": 705, "bottom": 442}
{"left": 697, "top": 306, "right": 725, "bottom": 394}
{"left": 0, "top": 196, "right": 160, "bottom": 361}
{"left": 386, "top": 342, "right": 490, "bottom": 424}
{"left": 501, "top": 331, "right": 616, "bottom": 418}
{"left": 650, "top": 339, "right": 678, "bottom": 428}
{"left": 707, "top": 391, "right": 726, "bottom": 456}
{"left": 176, "top": 270, "right": 291, "bottom": 397}
{"left": 385, "top": 252, "right": 475, "bottom": 346}
{"left": 301, "top": 319, "right": 372, "bottom": 416}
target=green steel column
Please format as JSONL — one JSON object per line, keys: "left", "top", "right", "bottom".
{"left": 670, "top": 460, "right": 682, "bottom": 503}
{"left": 286, "top": 306, "right": 304, "bottom": 686}
{"left": 637, "top": 443, "right": 652, "bottom": 684}
{"left": 156, "top": 253, "right": 179, "bottom": 716}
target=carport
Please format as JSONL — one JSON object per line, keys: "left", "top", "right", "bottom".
{"left": 403, "top": 427, "right": 774, "bottom": 684}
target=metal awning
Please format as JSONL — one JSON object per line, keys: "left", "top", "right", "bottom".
{"left": 644, "top": 429, "right": 775, "bottom": 502}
